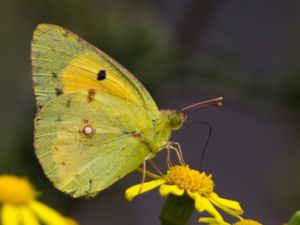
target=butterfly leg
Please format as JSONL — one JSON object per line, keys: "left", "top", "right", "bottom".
{"left": 137, "top": 155, "right": 165, "bottom": 194}
{"left": 135, "top": 161, "right": 163, "bottom": 196}
{"left": 172, "top": 142, "right": 186, "bottom": 165}
{"left": 138, "top": 159, "right": 147, "bottom": 194}
{"left": 167, "top": 142, "right": 186, "bottom": 166}
{"left": 148, "top": 159, "right": 164, "bottom": 176}
{"left": 166, "top": 144, "right": 173, "bottom": 168}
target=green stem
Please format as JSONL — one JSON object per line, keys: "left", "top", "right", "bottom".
{"left": 160, "top": 194, "right": 194, "bottom": 225}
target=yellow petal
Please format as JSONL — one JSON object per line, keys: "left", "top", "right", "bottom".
{"left": 19, "top": 206, "right": 40, "bottom": 225}
{"left": 1, "top": 204, "right": 20, "bottom": 225}
{"left": 188, "top": 191, "right": 205, "bottom": 211}
{"left": 28, "top": 201, "right": 66, "bottom": 225}
{"left": 187, "top": 191, "right": 223, "bottom": 223}
{"left": 210, "top": 192, "right": 243, "bottom": 213}
{"left": 198, "top": 217, "right": 218, "bottom": 223}
{"left": 198, "top": 217, "right": 230, "bottom": 225}
{"left": 64, "top": 217, "right": 79, "bottom": 225}
{"left": 209, "top": 192, "right": 243, "bottom": 219}
{"left": 159, "top": 184, "right": 184, "bottom": 197}
{"left": 125, "top": 179, "right": 165, "bottom": 201}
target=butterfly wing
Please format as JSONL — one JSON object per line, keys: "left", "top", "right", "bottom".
{"left": 31, "top": 23, "right": 159, "bottom": 119}
{"left": 34, "top": 91, "right": 153, "bottom": 198}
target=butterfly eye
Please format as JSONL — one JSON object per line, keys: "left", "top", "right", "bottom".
{"left": 80, "top": 124, "right": 96, "bottom": 137}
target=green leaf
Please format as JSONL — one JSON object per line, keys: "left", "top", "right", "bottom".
{"left": 288, "top": 211, "right": 300, "bottom": 225}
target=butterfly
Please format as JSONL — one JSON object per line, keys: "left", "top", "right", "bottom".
{"left": 32, "top": 24, "right": 222, "bottom": 198}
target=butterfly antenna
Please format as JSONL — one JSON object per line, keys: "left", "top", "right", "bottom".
{"left": 186, "top": 121, "right": 212, "bottom": 170}
{"left": 180, "top": 97, "right": 223, "bottom": 112}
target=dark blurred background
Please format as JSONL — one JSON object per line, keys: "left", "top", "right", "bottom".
{"left": 1, "top": 0, "right": 300, "bottom": 224}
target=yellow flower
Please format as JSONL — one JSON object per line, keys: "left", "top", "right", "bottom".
{"left": 125, "top": 165, "right": 243, "bottom": 224}
{"left": 199, "top": 217, "right": 262, "bottom": 225}
{"left": 0, "top": 175, "right": 78, "bottom": 225}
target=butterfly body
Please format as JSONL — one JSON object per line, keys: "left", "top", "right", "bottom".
{"left": 32, "top": 24, "right": 185, "bottom": 197}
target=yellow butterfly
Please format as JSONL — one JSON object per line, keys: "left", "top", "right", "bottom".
{"left": 32, "top": 24, "right": 222, "bottom": 198}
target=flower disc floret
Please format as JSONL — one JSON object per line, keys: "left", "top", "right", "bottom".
{"left": 0, "top": 175, "right": 36, "bottom": 204}
{"left": 164, "top": 165, "right": 214, "bottom": 195}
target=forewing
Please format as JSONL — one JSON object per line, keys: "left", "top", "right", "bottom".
{"left": 34, "top": 91, "right": 152, "bottom": 197}
{"left": 31, "top": 23, "right": 159, "bottom": 118}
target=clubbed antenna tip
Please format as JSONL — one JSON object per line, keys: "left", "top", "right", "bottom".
{"left": 180, "top": 97, "right": 223, "bottom": 112}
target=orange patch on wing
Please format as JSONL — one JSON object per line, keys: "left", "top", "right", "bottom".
{"left": 61, "top": 53, "right": 140, "bottom": 103}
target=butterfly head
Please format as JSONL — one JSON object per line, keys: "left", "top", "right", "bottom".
{"left": 159, "top": 110, "right": 186, "bottom": 131}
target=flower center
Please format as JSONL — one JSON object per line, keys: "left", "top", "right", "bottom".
{"left": 164, "top": 165, "right": 214, "bottom": 195}
{"left": 0, "top": 175, "right": 37, "bottom": 204}
{"left": 233, "top": 219, "right": 262, "bottom": 225}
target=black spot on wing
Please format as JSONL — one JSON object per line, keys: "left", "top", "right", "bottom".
{"left": 52, "top": 72, "right": 58, "bottom": 78}
{"left": 55, "top": 88, "right": 63, "bottom": 96}
{"left": 97, "top": 70, "right": 106, "bottom": 80}
{"left": 152, "top": 119, "right": 157, "bottom": 126}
